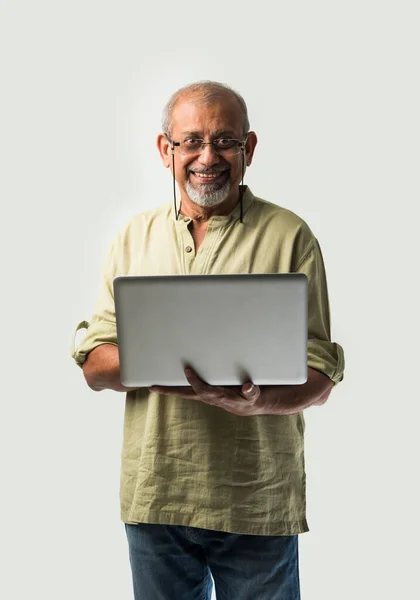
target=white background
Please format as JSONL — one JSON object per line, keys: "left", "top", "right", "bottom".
{"left": 1, "top": 1, "right": 419, "bottom": 598}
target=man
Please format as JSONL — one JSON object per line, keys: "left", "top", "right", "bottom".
{"left": 71, "top": 80, "right": 345, "bottom": 600}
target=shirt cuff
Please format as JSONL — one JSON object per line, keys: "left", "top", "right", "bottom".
{"left": 307, "top": 338, "right": 345, "bottom": 386}
{"left": 71, "top": 319, "right": 118, "bottom": 368}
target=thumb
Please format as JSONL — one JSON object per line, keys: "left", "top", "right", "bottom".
{"left": 241, "top": 383, "right": 259, "bottom": 399}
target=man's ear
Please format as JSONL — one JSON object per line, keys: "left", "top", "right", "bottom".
{"left": 157, "top": 133, "right": 172, "bottom": 168}
{"left": 244, "top": 131, "right": 258, "bottom": 167}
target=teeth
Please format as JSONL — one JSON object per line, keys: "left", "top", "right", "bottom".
{"left": 194, "top": 172, "right": 222, "bottom": 178}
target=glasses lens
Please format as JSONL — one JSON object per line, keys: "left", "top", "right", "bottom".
{"left": 179, "top": 139, "right": 203, "bottom": 155}
{"left": 214, "top": 139, "right": 237, "bottom": 151}
{"left": 178, "top": 139, "right": 243, "bottom": 156}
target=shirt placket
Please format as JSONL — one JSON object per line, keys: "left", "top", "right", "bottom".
{"left": 178, "top": 220, "right": 221, "bottom": 275}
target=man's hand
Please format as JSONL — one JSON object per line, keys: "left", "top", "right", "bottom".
{"left": 149, "top": 366, "right": 333, "bottom": 416}
{"left": 149, "top": 367, "right": 262, "bottom": 417}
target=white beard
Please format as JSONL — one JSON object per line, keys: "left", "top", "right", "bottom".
{"left": 185, "top": 177, "right": 231, "bottom": 207}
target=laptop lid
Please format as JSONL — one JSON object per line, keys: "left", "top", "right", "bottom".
{"left": 114, "top": 273, "right": 308, "bottom": 387}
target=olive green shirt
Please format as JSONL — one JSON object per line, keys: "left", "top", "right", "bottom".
{"left": 71, "top": 186, "right": 345, "bottom": 536}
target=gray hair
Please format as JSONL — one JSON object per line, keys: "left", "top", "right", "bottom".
{"left": 161, "top": 80, "right": 250, "bottom": 138}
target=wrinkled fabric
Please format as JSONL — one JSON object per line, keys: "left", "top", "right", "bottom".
{"left": 71, "top": 186, "right": 345, "bottom": 535}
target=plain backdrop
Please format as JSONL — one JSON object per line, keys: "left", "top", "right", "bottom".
{"left": 1, "top": 1, "right": 419, "bottom": 599}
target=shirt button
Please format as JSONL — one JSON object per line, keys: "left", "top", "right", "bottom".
{"left": 185, "top": 246, "right": 193, "bottom": 253}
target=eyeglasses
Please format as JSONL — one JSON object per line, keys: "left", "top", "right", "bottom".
{"left": 165, "top": 134, "right": 248, "bottom": 157}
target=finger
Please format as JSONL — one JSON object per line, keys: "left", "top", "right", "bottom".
{"left": 240, "top": 383, "right": 260, "bottom": 401}
{"left": 184, "top": 367, "right": 210, "bottom": 395}
{"left": 149, "top": 385, "right": 197, "bottom": 398}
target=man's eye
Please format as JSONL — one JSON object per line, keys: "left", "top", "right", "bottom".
{"left": 215, "top": 138, "right": 236, "bottom": 149}
{"left": 184, "top": 139, "right": 203, "bottom": 147}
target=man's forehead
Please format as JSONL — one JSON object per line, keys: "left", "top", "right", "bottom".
{"left": 171, "top": 97, "right": 243, "bottom": 135}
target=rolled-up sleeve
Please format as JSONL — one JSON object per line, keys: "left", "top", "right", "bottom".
{"left": 296, "top": 237, "right": 345, "bottom": 386}
{"left": 71, "top": 240, "right": 119, "bottom": 369}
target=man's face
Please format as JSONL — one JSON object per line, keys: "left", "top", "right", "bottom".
{"left": 158, "top": 95, "right": 257, "bottom": 208}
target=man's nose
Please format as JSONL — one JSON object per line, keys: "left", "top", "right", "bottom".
{"left": 198, "top": 143, "right": 220, "bottom": 166}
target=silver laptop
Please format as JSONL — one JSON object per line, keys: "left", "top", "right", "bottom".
{"left": 113, "top": 274, "right": 308, "bottom": 387}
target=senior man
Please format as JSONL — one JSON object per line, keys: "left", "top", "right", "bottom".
{"left": 71, "top": 80, "right": 345, "bottom": 600}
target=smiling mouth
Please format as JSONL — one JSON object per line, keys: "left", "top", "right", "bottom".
{"left": 189, "top": 170, "right": 229, "bottom": 183}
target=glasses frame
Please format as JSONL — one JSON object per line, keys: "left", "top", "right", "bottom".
{"left": 165, "top": 133, "right": 249, "bottom": 157}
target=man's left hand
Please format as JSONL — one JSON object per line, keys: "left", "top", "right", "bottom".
{"left": 149, "top": 367, "right": 262, "bottom": 417}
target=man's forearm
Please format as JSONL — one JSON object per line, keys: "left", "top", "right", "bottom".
{"left": 259, "top": 367, "right": 334, "bottom": 415}
{"left": 82, "top": 344, "right": 138, "bottom": 392}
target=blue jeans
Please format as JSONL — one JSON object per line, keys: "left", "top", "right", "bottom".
{"left": 125, "top": 522, "right": 300, "bottom": 599}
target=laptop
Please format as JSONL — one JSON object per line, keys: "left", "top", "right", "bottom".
{"left": 113, "top": 274, "right": 308, "bottom": 387}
